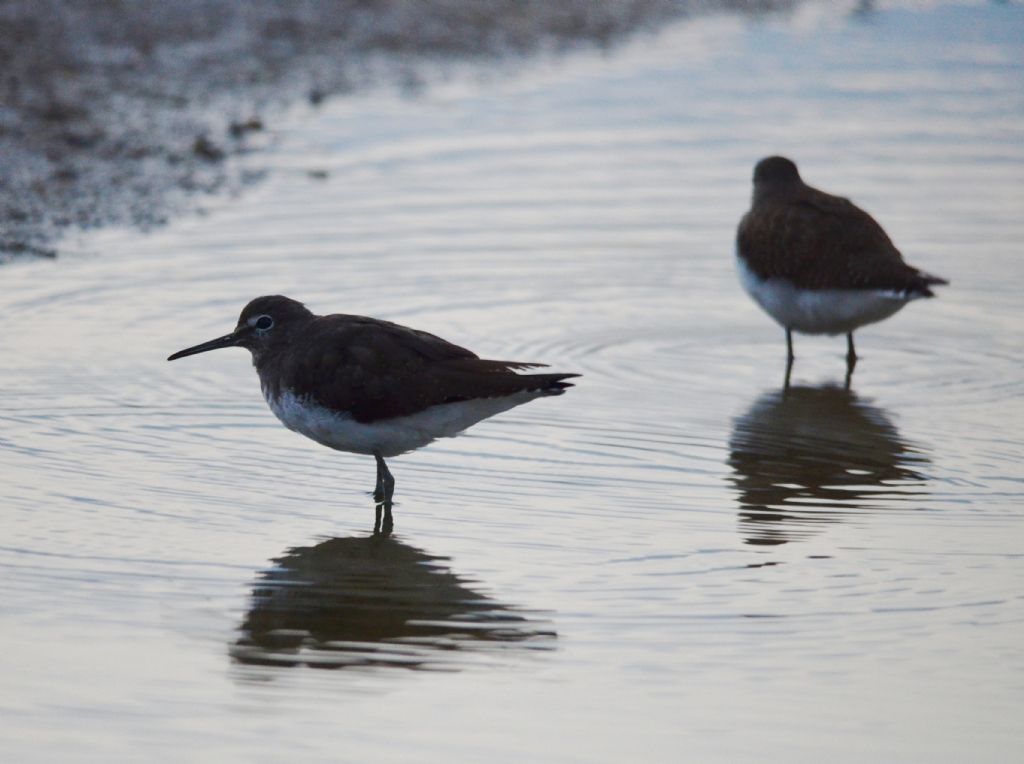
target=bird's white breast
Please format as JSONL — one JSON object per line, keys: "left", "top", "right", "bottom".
{"left": 736, "top": 255, "right": 914, "bottom": 336}
{"left": 263, "top": 387, "right": 542, "bottom": 458}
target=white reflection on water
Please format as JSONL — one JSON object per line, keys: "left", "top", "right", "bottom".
{"left": 1, "top": 2, "right": 1023, "bottom": 762}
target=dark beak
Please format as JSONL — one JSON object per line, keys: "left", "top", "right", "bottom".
{"left": 167, "top": 332, "right": 241, "bottom": 361}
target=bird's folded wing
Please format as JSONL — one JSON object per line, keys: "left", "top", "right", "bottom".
{"left": 277, "top": 317, "right": 568, "bottom": 423}
{"left": 739, "top": 192, "right": 935, "bottom": 293}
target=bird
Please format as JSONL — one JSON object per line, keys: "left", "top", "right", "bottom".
{"left": 735, "top": 156, "right": 947, "bottom": 381}
{"left": 168, "top": 295, "right": 578, "bottom": 532}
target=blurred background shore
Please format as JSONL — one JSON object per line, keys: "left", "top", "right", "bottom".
{"left": 0, "top": 0, "right": 795, "bottom": 259}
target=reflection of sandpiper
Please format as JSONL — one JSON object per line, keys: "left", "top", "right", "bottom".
{"left": 231, "top": 534, "right": 555, "bottom": 671}
{"left": 728, "top": 385, "right": 929, "bottom": 546}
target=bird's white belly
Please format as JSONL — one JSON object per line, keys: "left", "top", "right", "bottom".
{"left": 736, "top": 257, "right": 913, "bottom": 335}
{"left": 264, "top": 388, "right": 540, "bottom": 458}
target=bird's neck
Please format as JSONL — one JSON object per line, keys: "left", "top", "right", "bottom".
{"left": 753, "top": 182, "right": 799, "bottom": 206}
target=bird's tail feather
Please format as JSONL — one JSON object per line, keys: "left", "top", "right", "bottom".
{"left": 910, "top": 269, "right": 948, "bottom": 298}
{"left": 533, "top": 373, "right": 579, "bottom": 396}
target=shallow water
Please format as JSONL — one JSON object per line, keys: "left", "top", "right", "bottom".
{"left": 2, "top": 2, "right": 1023, "bottom": 761}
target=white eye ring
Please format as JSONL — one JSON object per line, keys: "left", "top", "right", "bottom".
{"left": 254, "top": 315, "right": 274, "bottom": 331}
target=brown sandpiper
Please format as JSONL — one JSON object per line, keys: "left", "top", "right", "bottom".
{"left": 168, "top": 295, "right": 578, "bottom": 532}
{"left": 736, "top": 156, "right": 948, "bottom": 379}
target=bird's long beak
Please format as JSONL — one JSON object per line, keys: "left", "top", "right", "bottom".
{"left": 167, "top": 331, "right": 241, "bottom": 361}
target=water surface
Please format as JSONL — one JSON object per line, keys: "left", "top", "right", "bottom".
{"left": 2, "top": 2, "right": 1023, "bottom": 761}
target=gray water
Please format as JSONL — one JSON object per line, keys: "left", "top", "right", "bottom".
{"left": 2, "top": 2, "right": 1023, "bottom": 761}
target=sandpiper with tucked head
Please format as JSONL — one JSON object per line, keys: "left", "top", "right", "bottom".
{"left": 736, "top": 156, "right": 947, "bottom": 379}
{"left": 168, "top": 296, "right": 578, "bottom": 532}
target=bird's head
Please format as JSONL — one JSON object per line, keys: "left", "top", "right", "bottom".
{"left": 167, "top": 295, "right": 314, "bottom": 363}
{"left": 753, "top": 156, "right": 801, "bottom": 186}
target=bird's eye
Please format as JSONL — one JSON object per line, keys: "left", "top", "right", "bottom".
{"left": 255, "top": 315, "right": 274, "bottom": 331}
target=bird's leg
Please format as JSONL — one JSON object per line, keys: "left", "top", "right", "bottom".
{"left": 844, "top": 333, "right": 858, "bottom": 388}
{"left": 373, "top": 451, "right": 395, "bottom": 504}
{"left": 846, "top": 333, "right": 858, "bottom": 368}
{"left": 373, "top": 502, "right": 393, "bottom": 536}
{"left": 373, "top": 453, "right": 385, "bottom": 503}
{"left": 783, "top": 328, "right": 794, "bottom": 390}
{"left": 372, "top": 451, "right": 395, "bottom": 536}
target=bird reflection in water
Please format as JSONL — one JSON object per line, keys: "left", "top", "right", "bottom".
{"left": 232, "top": 534, "right": 555, "bottom": 671}
{"left": 728, "top": 385, "right": 929, "bottom": 546}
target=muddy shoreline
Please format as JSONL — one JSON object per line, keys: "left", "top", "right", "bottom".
{"left": 0, "top": 0, "right": 793, "bottom": 261}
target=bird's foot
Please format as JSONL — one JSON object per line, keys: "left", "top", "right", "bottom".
{"left": 844, "top": 358, "right": 857, "bottom": 389}
{"left": 373, "top": 501, "right": 394, "bottom": 537}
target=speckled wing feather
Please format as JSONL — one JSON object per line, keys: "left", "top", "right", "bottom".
{"left": 738, "top": 187, "right": 947, "bottom": 295}
{"left": 261, "top": 315, "right": 577, "bottom": 423}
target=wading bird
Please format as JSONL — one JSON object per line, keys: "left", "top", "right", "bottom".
{"left": 736, "top": 156, "right": 947, "bottom": 383}
{"left": 168, "top": 295, "right": 577, "bottom": 532}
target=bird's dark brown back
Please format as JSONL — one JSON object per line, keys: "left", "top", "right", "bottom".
{"left": 258, "top": 314, "right": 576, "bottom": 423}
{"left": 738, "top": 171, "right": 944, "bottom": 295}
